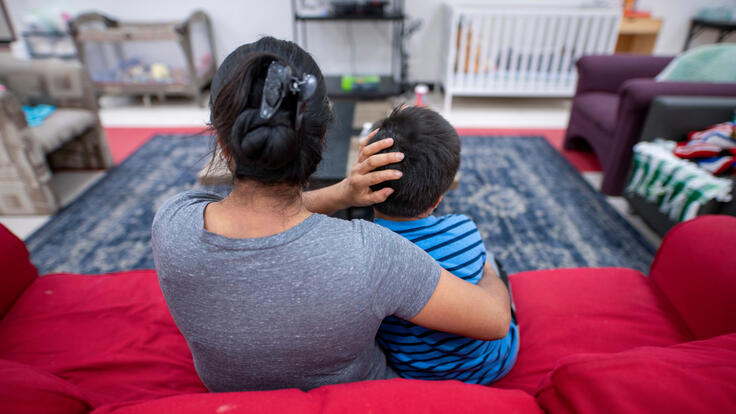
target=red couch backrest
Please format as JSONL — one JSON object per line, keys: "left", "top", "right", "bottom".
{"left": 649, "top": 215, "right": 736, "bottom": 340}
{"left": 0, "top": 224, "right": 37, "bottom": 318}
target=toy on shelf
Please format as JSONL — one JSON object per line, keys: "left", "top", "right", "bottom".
{"left": 69, "top": 11, "right": 216, "bottom": 106}
{"left": 340, "top": 75, "right": 380, "bottom": 92}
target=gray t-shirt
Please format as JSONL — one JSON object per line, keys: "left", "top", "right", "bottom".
{"left": 151, "top": 190, "right": 441, "bottom": 392}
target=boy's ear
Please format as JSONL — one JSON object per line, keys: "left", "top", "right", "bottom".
{"left": 432, "top": 195, "right": 444, "bottom": 209}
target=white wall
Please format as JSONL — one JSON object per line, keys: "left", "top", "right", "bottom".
{"left": 638, "top": 0, "right": 736, "bottom": 55}
{"left": 6, "top": 0, "right": 736, "bottom": 84}
{"left": 6, "top": 0, "right": 293, "bottom": 66}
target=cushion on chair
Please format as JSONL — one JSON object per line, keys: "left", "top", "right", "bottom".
{"left": 33, "top": 109, "right": 96, "bottom": 153}
{"left": 535, "top": 333, "right": 736, "bottom": 414}
{"left": 572, "top": 92, "right": 619, "bottom": 134}
{"left": 0, "top": 359, "right": 92, "bottom": 414}
{"left": 0, "top": 270, "right": 207, "bottom": 407}
{"left": 91, "top": 378, "right": 544, "bottom": 414}
{"left": 493, "top": 268, "right": 693, "bottom": 394}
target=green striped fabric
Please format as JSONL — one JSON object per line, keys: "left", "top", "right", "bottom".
{"left": 626, "top": 140, "right": 733, "bottom": 222}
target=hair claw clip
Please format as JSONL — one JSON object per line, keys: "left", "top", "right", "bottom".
{"left": 260, "top": 61, "right": 318, "bottom": 130}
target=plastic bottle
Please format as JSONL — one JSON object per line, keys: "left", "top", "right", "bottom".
{"left": 414, "top": 84, "right": 429, "bottom": 107}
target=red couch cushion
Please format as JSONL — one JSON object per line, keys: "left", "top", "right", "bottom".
{"left": 0, "top": 225, "right": 38, "bottom": 318}
{"left": 0, "top": 359, "right": 92, "bottom": 414}
{"left": 0, "top": 271, "right": 207, "bottom": 407}
{"left": 494, "top": 268, "right": 692, "bottom": 394}
{"left": 649, "top": 215, "right": 736, "bottom": 340}
{"left": 536, "top": 333, "right": 736, "bottom": 413}
{"left": 92, "top": 379, "right": 543, "bottom": 414}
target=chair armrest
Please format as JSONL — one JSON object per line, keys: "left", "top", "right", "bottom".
{"left": 0, "top": 90, "right": 30, "bottom": 129}
{"left": 618, "top": 79, "right": 736, "bottom": 112}
{"left": 610, "top": 79, "right": 736, "bottom": 169}
{"left": 0, "top": 224, "right": 38, "bottom": 318}
{"left": 0, "top": 57, "right": 98, "bottom": 111}
{"left": 650, "top": 215, "right": 736, "bottom": 340}
{"left": 640, "top": 96, "right": 736, "bottom": 142}
{"left": 575, "top": 54, "right": 673, "bottom": 94}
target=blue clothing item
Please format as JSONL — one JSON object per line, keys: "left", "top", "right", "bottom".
{"left": 375, "top": 214, "right": 520, "bottom": 384}
{"left": 22, "top": 105, "right": 56, "bottom": 127}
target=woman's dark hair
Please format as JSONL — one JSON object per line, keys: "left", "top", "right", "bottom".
{"left": 209, "top": 37, "right": 332, "bottom": 187}
{"left": 368, "top": 106, "right": 460, "bottom": 217}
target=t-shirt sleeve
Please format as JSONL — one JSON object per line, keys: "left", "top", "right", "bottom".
{"left": 359, "top": 220, "right": 442, "bottom": 321}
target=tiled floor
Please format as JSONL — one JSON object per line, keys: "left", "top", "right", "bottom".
{"left": 1, "top": 92, "right": 662, "bottom": 249}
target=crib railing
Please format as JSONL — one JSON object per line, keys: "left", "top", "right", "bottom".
{"left": 443, "top": 6, "right": 621, "bottom": 111}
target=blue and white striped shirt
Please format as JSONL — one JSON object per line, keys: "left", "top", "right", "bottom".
{"left": 375, "top": 214, "right": 519, "bottom": 384}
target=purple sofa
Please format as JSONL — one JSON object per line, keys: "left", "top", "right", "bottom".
{"left": 563, "top": 54, "right": 736, "bottom": 195}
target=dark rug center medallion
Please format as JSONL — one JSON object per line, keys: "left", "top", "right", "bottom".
{"left": 26, "top": 134, "right": 654, "bottom": 275}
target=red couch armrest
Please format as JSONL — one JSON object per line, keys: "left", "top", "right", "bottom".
{"left": 650, "top": 216, "right": 736, "bottom": 340}
{"left": 575, "top": 54, "right": 673, "bottom": 94}
{"left": 0, "top": 224, "right": 38, "bottom": 318}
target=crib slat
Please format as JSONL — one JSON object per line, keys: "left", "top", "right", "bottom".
{"left": 549, "top": 14, "right": 569, "bottom": 91}
{"left": 517, "top": 14, "right": 535, "bottom": 91}
{"left": 444, "top": 7, "right": 460, "bottom": 111}
{"left": 528, "top": 14, "right": 545, "bottom": 91}
{"left": 467, "top": 15, "right": 482, "bottom": 88}
{"left": 476, "top": 14, "right": 492, "bottom": 90}
{"left": 559, "top": 15, "right": 580, "bottom": 90}
{"left": 603, "top": 14, "right": 620, "bottom": 52}
{"left": 586, "top": 15, "right": 603, "bottom": 55}
{"left": 497, "top": 14, "right": 511, "bottom": 91}
{"left": 507, "top": 15, "right": 523, "bottom": 91}
{"left": 485, "top": 15, "right": 501, "bottom": 90}
{"left": 539, "top": 15, "right": 559, "bottom": 91}
{"left": 572, "top": 15, "right": 590, "bottom": 67}
{"left": 456, "top": 15, "right": 471, "bottom": 88}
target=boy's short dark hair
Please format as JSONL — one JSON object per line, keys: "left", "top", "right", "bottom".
{"left": 368, "top": 106, "right": 460, "bottom": 218}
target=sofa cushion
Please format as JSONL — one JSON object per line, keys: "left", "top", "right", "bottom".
{"left": 0, "top": 359, "right": 92, "bottom": 414}
{"left": 91, "top": 378, "right": 543, "bottom": 414}
{"left": 0, "top": 271, "right": 207, "bottom": 407}
{"left": 649, "top": 215, "right": 736, "bottom": 340}
{"left": 0, "top": 224, "right": 38, "bottom": 318}
{"left": 33, "top": 108, "right": 96, "bottom": 153}
{"left": 572, "top": 92, "right": 619, "bottom": 134}
{"left": 493, "top": 268, "right": 692, "bottom": 394}
{"left": 536, "top": 333, "right": 736, "bottom": 414}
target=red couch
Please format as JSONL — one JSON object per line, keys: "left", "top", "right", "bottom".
{"left": 1, "top": 216, "right": 735, "bottom": 414}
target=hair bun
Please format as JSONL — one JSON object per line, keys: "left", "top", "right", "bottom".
{"left": 230, "top": 109, "right": 299, "bottom": 170}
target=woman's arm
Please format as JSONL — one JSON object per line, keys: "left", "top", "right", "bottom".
{"left": 303, "top": 132, "right": 404, "bottom": 215}
{"left": 408, "top": 263, "right": 512, "bottom": 341}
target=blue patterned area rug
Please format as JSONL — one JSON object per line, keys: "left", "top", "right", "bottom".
{"left": 437, "top": 136, "right": 654, "bottom": 273}
{"left": 26, "top": 134, "right": 654, "bottom": 275}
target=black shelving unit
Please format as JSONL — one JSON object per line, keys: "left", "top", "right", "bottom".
{"left": 292, "top": 0, "right": 407, "bottom": 99}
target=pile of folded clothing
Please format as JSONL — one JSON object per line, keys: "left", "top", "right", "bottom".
{"left": 673, "top": 121, "right": 736, "bottom": 175}
{"left": 626, "top": 121, "right": 735, "bottom": 223}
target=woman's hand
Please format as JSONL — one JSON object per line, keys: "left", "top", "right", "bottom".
{"left": 341, "top": 130, "right": 404, "bottom": 207}
{"left": 302, "top": 130, "right": 404, "bottom": 215}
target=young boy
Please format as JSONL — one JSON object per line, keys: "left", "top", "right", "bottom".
{"left": 369, "top": 106, "right": 519, "bottom": 384}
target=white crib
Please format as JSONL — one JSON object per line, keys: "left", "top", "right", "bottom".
{"left": 442, "top": 6, "right": 621, "bottom": 111}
